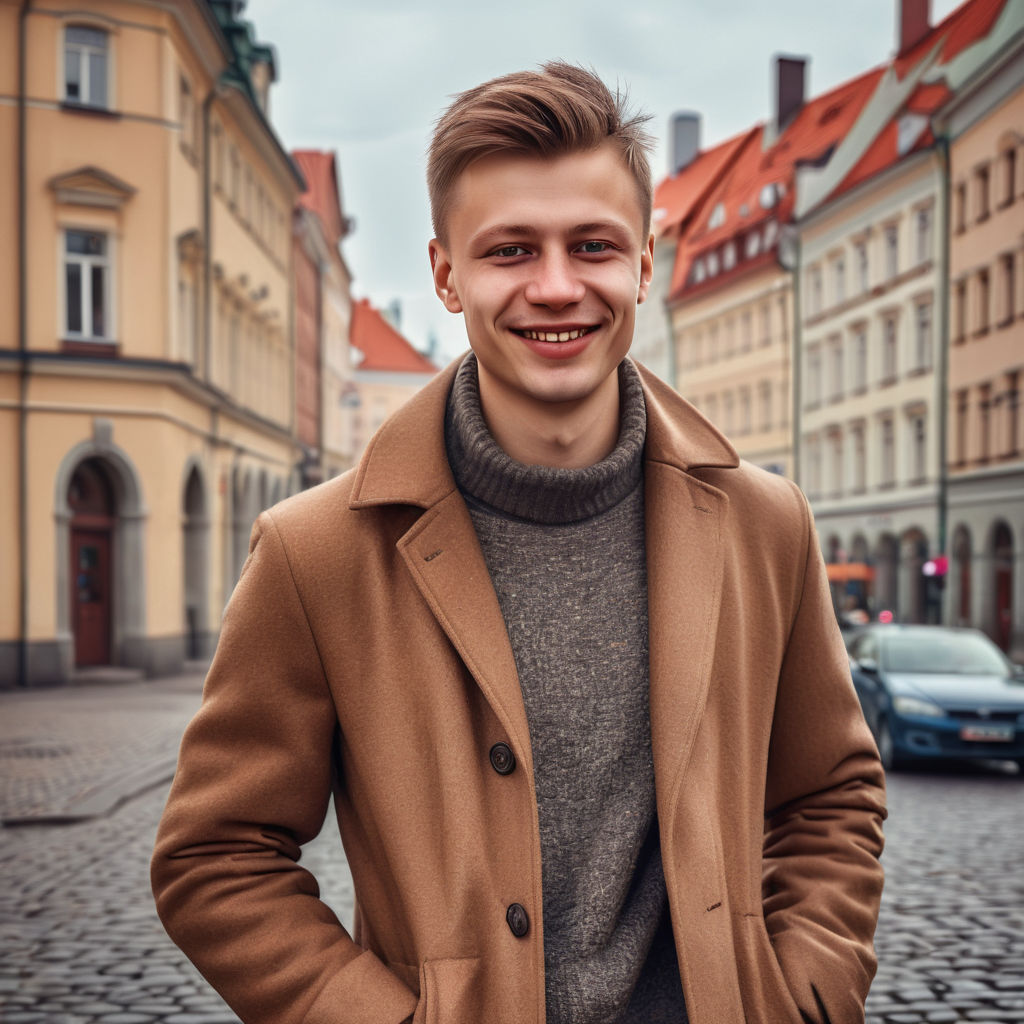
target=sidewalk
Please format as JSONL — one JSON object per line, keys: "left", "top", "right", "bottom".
{"left": 0, "top": 667, "right": 207, "bottom": 826}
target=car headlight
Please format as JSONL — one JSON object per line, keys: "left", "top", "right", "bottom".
{"left": 892, "top": 695, "right": 946, "bottom": 718}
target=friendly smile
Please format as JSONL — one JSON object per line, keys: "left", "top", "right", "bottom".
{"left": 514, "top": 326, "right": 598, "bottom": 343}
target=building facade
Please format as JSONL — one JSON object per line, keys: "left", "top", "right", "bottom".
{"left": 939, "top": 43, "right": 1024, "bottom": 653}
{"left": 1, "top": 0, "right": 305, "bottom": 685}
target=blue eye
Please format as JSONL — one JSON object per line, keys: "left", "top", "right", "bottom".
{"left": 492, "top": 245, "right": 528, "bottom": 258}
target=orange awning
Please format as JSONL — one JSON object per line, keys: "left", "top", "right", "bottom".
{"left": 826, "top": 562, "right": 875, "bottom": 583}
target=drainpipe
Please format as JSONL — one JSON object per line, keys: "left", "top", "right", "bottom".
{"left": 783, "top": 229, "right": 803, "bottom": 486}
{"left": 17, "top": 0, "right": 33, "bottom": 687}
{"left": 935, "top": 136, "right": 952, "bottom": 618}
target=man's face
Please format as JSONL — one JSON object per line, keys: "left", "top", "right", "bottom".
{"left": 429, "top": 143, "right": 654, "bottom": 421}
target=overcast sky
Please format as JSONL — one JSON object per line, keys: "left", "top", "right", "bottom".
{"left": 245, "top": 0, "right": 961, "bottom": 362}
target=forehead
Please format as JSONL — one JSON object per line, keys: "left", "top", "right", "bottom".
{"left": 445, "top": 143, "right": 646, "bottom": 243}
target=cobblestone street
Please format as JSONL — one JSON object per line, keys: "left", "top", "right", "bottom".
{"left": 1, "top": 673, "right": 1022, "bottom": 1022}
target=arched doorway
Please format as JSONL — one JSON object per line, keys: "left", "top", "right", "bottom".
{"left": 951, "top": 525, "right": 972, "bottom": 627}
{"left": 874, "top": 533, "right": 899, "bottom": 619}
{"left": 183, "top": 465, "right": 208, "bottom": 659}
{"left": 899, "top": 528, "right": 929, "bottom": 624}
{"left": 69, "top": 459, "right": 115, "bottom": 667}
{"left": 991, "top": 521, "right": 1014, "bottom": 652}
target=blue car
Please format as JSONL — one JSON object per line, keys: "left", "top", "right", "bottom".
{"left": 846, "top": 624, "right": 1024, "bottom": 772}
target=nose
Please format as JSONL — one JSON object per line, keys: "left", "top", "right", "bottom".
{"left": 523, "top": 252, "right": 586, "bottom": 309}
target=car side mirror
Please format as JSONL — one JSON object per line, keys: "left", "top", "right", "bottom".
{"left": 857, "top": 657, "right": 879, "bottom": 674}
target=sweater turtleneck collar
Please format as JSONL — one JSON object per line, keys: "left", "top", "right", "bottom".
{"left": 444, "top": 352, "right": 646, "bottom": 525}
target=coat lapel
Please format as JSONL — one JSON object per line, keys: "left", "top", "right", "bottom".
{"left": 639, "top": 366, "right": 737, "bottom": 830}
{"left": 350, "top": 358, "right": 534, "bottom": 776}
{"left": 396, "top": 492, "right": 534, "bottom": 775}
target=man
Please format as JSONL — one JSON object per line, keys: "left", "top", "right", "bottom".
{"left": 153, "top": 62, "right": 885, "bottom": 1024}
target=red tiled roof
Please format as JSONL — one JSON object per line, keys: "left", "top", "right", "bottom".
{"left": 292, "top": 149, "right": 347, "bottom": 245}
{"left": 350, "top": 298, "right": 439, "bottom": 375}
{"left": 664, "top": 0, "right": 1012, "bottom": 302}
{"left": 667, "top": 66, "right": 882, "bottom": 299}
{"left": 892, "top": 0, "right": 1007, "bottom": 78}
{"left": 827, "top": 0, "right": 1008, "bottom": 204}
{"left": 653, "top": 128, "right": 758, "bottom": 240}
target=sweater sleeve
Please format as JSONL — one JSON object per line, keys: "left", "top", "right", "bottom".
{"left": 762, "top": 486, "right": 887, "bottom": 1024}
{"left": 151, "top": 512, "right": 418, "bottom": 1024}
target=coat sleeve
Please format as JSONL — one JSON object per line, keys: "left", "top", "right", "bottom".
{"left": 151, "top": 512, "right": 418, "bottom": 1024}
{"left": 762, "top": 486, "right": 887, "bottom": 1024}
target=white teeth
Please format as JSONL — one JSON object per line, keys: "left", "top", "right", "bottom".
{"left": 522, "top": 328, "right": 588, "bottom": 342}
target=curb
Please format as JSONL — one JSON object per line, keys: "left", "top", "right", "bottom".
{"left": 2, "top": 755, "right": 178, "bottom": 827}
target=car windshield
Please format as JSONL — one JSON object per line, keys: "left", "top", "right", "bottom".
{"left": 882, "top": 632, "right": 1010, "bottom": 675}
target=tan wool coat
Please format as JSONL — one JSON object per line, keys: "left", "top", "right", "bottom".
{"left": 152, "top": 359, "right": 886, "bottom": 1024}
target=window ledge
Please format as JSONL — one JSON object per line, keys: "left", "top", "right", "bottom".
{"left": 879, "top": 376, "right": 898, "bottom": 389}
{"left": 61, "top": 338, "right": 119, "bottom": 357}
{"left": 907, "top": 365, "right": 931, "bottom": 378}
{"left": 878, "top": 481, "right": 897, "bottom": 491}
{"left": 60, "top": 101, "right": 120, "bottom": 120}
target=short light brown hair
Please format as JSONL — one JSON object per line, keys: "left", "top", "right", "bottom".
{"left": 428, "top": 61, "right": 655, "bottom": 245}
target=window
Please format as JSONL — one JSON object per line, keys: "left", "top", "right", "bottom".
{"left": 851, "top": 325, "right": 867, "bottom": 393}
{"left": 1003, "top": 371, "right": 1020, "bottom": 458}
{"left": 976, "top": 269, "right": 990, "bottom": 335}
{"left": 693, "top": 330, "right": 703, "bottom": 367}
{"left": 229, "top": 146, "right": 240, "bottom": 208}
{"left": 880, "top": 416, "right": 895, "bottom": 487}
{"left": 829, "top": 335, "right": 844, "bottom": 402}
{"left": 998, "top": 253, "right": 1016, "bottom": 325}
{"left": 740, "top": 310, "right": 752, "bottom": 353}
{"left": 722, "top": 318, "right": 734, "bottom": 359}
{"left": 809, "top": 265, "right": 823, "bottom": 315}
{"left": 978, "top": 383, "right": 992, "bottom": 463}
{"left": 884, "top": 224, "right": 899, "bottom": 279}
{"left": 955, "top": 182, "right": 967, "bottom": 233}
{"left": 829, "top": 431, "right": 843, "bottom": 497}
{"left": 954, "top": 390, "right": 969, "bottom": 465}
{"left": 953, "top": 279, "right": 967, "bottom": 343}
{"left": 881, "top": 315, "right": 898, "bottom": 383}
{"left": 914, "top": 207, "right": 932, "bottom": 264}
{"left": 723, "top": 391, "right": 735, "bottom": 434}
{"left": 64, "top": 26, "right": 108, "bottom": 108}
{"left": 806, "top": 344, "right": 822, "bottom": 407}
{"left": 833, "top": 255, "right": 846, "bottom": 305}
{"left": 852, "top": 423, "right": 866, "bottom": 493}
{"left": 855, "top": 240, "right": 869, "bottom": 293}
{"left": 914, "top": 300, "right": 932, "bottom": 372}
{"left": 179, "top": 76, "right": 196, "bottom": 155}
{"left": 708, "top": 324, "right": 719, "bottom": 363}
{"left": 975, "top": 164, "right": 990, "bottom": 222}
{"left": 64, "top": 229, "right": 110, "bottom": 340}
{"left": 909, "top": 411, "right": 927, "bottom": 483}
{"left": 999, "top": 147, "right": 1016, "bottom": 208}
{"left": 759, "top": 381, "right": 772, "bottom": 431}
{"left": 739, "top": 387, "right": 751, "bottom": 435}
{"left": 759, "top": 303, "right": 771, "bottom": 347}
{"left": 807, "top": 434, "right": 822, "bottom": 498}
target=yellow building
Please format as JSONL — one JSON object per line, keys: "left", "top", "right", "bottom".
{"left": 1, "top": 0, "right": 305, "bottom": 685}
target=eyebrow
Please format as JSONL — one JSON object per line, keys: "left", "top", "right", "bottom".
{"left": 470, "top": 221, "right": 631, "bottom": 246}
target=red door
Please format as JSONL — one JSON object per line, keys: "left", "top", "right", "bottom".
{"left": 72, "top": 528, "right": 111, "bottom": 666}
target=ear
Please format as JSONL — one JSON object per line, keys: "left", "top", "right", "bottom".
{"left": 636, "top": 231, "right": 655, "bottom": 305}
{"left": 429, "top": 239, "right": 463, "bottom": 314}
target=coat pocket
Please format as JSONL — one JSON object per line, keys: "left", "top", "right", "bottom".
{"left": 411, "top": 956, "right": 482, "bottom": 1024}
{"left": 737, "top": 914, "right": 803, "bottom": 1024}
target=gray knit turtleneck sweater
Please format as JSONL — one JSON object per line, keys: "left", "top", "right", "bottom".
{"left": 444, "top": 354, "right": 687, "bottom": 1024}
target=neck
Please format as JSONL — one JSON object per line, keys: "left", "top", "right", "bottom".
{"left": 476, "top": 365, "right": 621, "bottom": 469}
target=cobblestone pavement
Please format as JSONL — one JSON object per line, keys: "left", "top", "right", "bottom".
{"left": 1, "top": 674, "right": 1022, "bottom": 1022}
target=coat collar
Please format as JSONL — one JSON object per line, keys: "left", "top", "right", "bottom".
{"left": 348, "top": 354, "right": 739, "bottom": 511}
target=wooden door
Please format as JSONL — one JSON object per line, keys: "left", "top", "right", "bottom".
{"left": 72, "top": 528, "right": 111, "bottom": 666}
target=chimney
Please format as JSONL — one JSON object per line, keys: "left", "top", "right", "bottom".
{"left": 773, "top": 55, "right": 807, "bottom": 132}
{"left": 669, "top": 112, "right": 701, "bottom": 175}
{"left": 898, "top": 0, "right": 930, "bottom": 55}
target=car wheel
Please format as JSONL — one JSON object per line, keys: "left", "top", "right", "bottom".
{"left": 876, "top": 718, "right": 898, "bottom": 772}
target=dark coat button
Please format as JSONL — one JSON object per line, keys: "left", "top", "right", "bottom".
{"left": 489, "top": 742, "right": 516, "bottom": 775}
{"left": 506, "top": 903, "right": 529, "bottom": 938}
